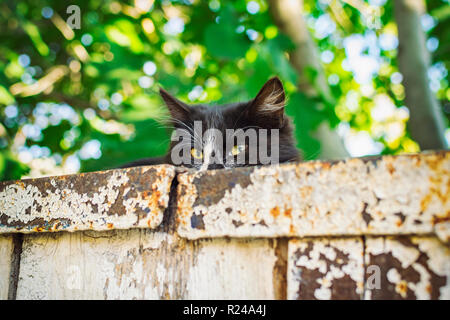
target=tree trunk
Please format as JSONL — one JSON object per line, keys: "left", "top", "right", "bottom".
{"left": 394, "top": 0, "right": 448, "bottom": 149}
{"left": 268, "top": 0, "right": 349, "bottom": 160}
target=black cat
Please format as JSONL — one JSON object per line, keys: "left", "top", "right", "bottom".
{"left": 120, "top": 77, "right": 300, "bottom": 170}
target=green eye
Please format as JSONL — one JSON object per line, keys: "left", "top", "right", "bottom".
{"left": 230, "top": 144, "right": 245, "bottom": 156}
{"left": 191, "top": 148, "right": 203, "bottom": 159}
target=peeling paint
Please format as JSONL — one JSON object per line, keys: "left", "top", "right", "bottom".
{"left": 176, "top": 151, "right": 450, "bottom": 240}
{"left": 0, "top": 165, "right": 175, "bottom": 234}
{"left": 287, "top": 237, "right": 364, "bottom": 300}
{"left": 2, "top": 151, "right": 449, "bottom": 300}
{"left": 16, "top": 229, "right": 278, "bottom": 299}
{"left": 364, "top": 236, "right": 449, "bottom": 300}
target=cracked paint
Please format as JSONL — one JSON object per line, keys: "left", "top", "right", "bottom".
{"left": 2, "top": 151, "right": 449, "bottom": 301}
{"left": 287, "top": 237, "right": 364, "bottom": 300}
{"left": 0, "top": 165, "right": 175, "bottom": 233}
{"left": 364, "top": 236, "right": 450, "bottom": 300}
{"left": 176, "top": 151, "right": 450, "bottom": 240}
{"left": 16, "top": 229, "right": 278, "bottom": 299}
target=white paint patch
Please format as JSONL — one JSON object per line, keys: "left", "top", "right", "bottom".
{"left": 185, "top": 238, "right": 277, "bottom": 299}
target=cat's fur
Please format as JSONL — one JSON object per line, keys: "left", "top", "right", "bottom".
{"left": 120, "top": 77, "right": 300, "bottom": 170}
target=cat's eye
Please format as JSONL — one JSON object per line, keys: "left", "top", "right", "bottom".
{"left": 230, "top": 144, "right": 246, "bottom": 156}
{"left": 190, "top": 148, "right": 203, "bottom": 159}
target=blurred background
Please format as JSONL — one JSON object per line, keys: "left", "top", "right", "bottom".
{"left": 0, "top": 0, "right": 448, "bottom": 180}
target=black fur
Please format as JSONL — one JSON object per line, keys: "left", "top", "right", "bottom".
{"left": 120, "top": 77, "right": 300, "bottom": 170}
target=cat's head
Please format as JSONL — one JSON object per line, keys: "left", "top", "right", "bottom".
{"left": 160, "top": 77, "right": 299, "bottom": 170}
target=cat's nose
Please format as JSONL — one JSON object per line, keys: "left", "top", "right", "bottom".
{"left": 207, "top": 163, "right": 224, "bottom": 170}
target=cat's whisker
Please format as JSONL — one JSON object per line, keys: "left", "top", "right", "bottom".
{"left": 239, "top": 125, "right": 263, "bottom": 130}
{"left": 118, "top": 77, "right": 299, "bottom": 170}
{"left": 301, "top": 148, "right": 321, "bottom": 161}
{"left": 167, "top": 119, "right": 204, "bottom": 146}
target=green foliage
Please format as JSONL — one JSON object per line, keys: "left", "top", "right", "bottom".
{"left": 204, "top": 4, "right": 251, "bottom": 59}
{"left": 83, "top": 118, "right": 170, "bottom": 171}
{"left": 0, "top": 151, "right": 29, "bottom": 181}
{"left": 285, "top": 92, "right": 322, "bottom": 160}
{"left": 0, "top": 0, "right": 448, "bottom": 180}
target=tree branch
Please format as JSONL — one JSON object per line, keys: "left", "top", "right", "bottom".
{"left": 268, "top": 0, "right": 349, "bottom": 159}
{"left": 394, "top": 0, "right": 448, "bottom": 149}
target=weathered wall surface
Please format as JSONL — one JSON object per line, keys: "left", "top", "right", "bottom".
{"left": 16, "top": 230, "right": 280, "bottom": 299}
{"left": 11, "top": 233, "right": 450, "bottom": 300}
{"left": 0, "top": 165, "right": 175, "bottom": 234}
{"left": 288, "top": 237, "right": 365, "bottom": 300}
{"left": 364, "top": 236, "right": 449, "bottom": 300}
{"left": 0, "top": 235, "right": 13, "bottom": 299}
{"left": 176, "top": 151, "right": 449, "bottom": 240}
{"left": 288, "top": 236, "right": 450, "bottom": 300}
{"left": 0, "top": 151, "right": 449, "bottom": 300}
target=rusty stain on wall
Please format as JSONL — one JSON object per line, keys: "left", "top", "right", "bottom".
{"left": 0, "top": 151, "right": 448, "bottom": 300}
{"left": 176, "top": 151, "right": 450, "bottom": 240}
{"left": 435, "top": 222, "right": 450, "bottom": 243}
{"left": 0, "top": 165, "right": 175, "bottom": 233}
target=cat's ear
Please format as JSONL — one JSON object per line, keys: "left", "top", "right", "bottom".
{"left": 159, "top": 88, "right": 190, "bottom": 122}
{"left": 249, "top": 77, "right": 285, "bottom": 127}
